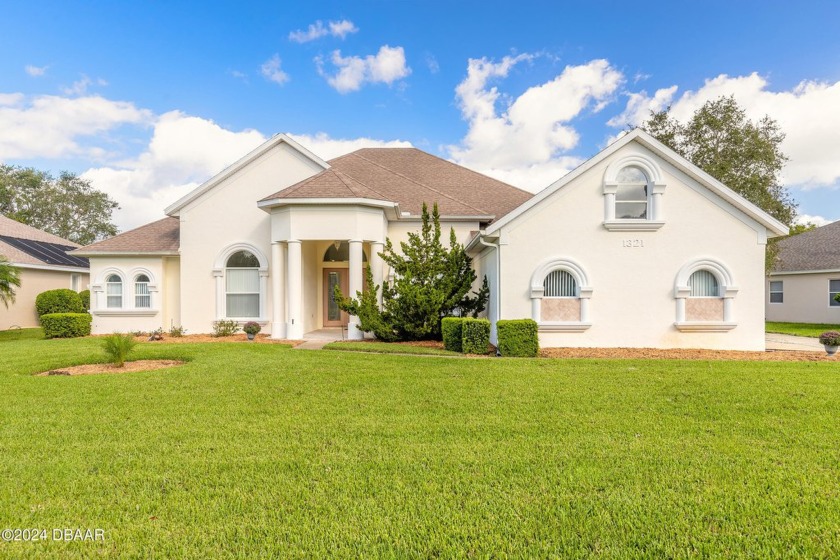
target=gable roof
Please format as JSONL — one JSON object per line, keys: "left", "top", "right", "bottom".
{"left": 71, "top": 217, "right": 179, "bottom": 256}
{"left": 0, "top": 215, "right": 88, "bottom": 269}
{"left": 772, "top": 220, "right": 840, "bottom": 273}
{"left": 480, "top": 129, "right": 789, "bottom": 237}
{"left": 164, "top": 133, "right": 330, "bottom": 215}
{"left": 259, "top": 148, "right": 534, "bottom": 221}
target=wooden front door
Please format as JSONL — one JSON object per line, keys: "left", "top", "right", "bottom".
{"left": 323, "top": 268, "right": 349, "bottom": 327}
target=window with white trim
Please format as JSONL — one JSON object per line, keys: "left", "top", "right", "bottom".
{"left": 830, "top": 279, "right": 840, "bottom": 307}
{"left": 226, "top": 250, "right": 260, "bottom": 318}
{"left": 135, "top": 274, "right": 151, "bottom": 308}
{"left": 674, "top": 259, "right": 737, "bottom": 332}
{"left": 769, "top": 281, "right": 783, "bottom": 304}
{"left": 71, "top": 273, "right": 81, "bottom": 292}
{"left": 689, "top": 270, "right": 720, "bottom": 297}
{"left": 615, "top": 166, "right": 649, "bottom": 220}
{"left": 106, "top": 274, "right": 122, "bottom": 308}
{"left": 543, "top": 270, "right": 577, "bottom": 297}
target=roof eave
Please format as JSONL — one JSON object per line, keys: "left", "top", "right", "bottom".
{"left": 257, "top": 197, "right": 402, "bottom": 220}
{"left": 69, "top": 250, "right": 180, "bottom": 257}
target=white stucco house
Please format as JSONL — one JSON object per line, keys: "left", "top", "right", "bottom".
{"left": 765, "top": 220, "right": 840, "bottom": 324}
{"left": 73, "top": 129, "right": 787, "bottom": 350}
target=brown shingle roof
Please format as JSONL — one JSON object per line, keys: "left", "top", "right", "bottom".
{"left": 773, "top": 220, "right": 840, "bottom": 272}
{"left": 0, "top": 215, "right": 82, "bottom": 267}
{"left": 72, "top": 217, "right": 180, "bottom": 255}
{"left": 261, "top": 148, "right": 533, "bottom": 221}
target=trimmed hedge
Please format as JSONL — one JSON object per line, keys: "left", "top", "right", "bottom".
{"left": 35, "top": 289, "right": 84, "bottom": 317}
{"left": 441, "top": 317, "right": 464, "bottom": 352}
{"left": 41, "top": 313, "right": 92, "bottom": 339}
{"left": 78, "top": 289, "right": 90, "bottom": 311}
{"left": 497, "top": 319, "right": 539, "bottom": 357}
{"left": 461, "top": 318, "right": 490, "bottom": 354}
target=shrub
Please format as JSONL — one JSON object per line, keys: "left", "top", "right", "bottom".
{"left": 41, "top": 313, "right": 91, "bottom": 339}
{"left": 461, "top": 318, "right": 490, "bottom": 354}
{"left": 78, "top": 289, "right": 90, "bottom": 310}
{"left": 497, "top": 319, "right": 539, "bottom": 357}
{"left": 35, "top": 289, "right": 83, "bottom": 317}
{"left": 213, "top": 319, "right": 240, "bottom": 337}
{"left": 169, "top": 325, "right": 186, "bottom": 337}
{"left": 441, "top": 317, "right": 464, "bottom": 352}
{"left": 243, "top": 321, "right": 261, "bottom": 336}
{"left": 101, "top": 333, "right": 137, "bottom": 367}
{"left": 148, "top": 328, "right": 164, "bottom": 341}
{"left": 819, "top": 331, "right": 840, "bottom": 346}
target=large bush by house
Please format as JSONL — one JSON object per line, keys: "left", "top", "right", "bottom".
{"left": 41, "top": 313, "right": 92, "bottom": 338}
{"left": 441, "top": 317, "right": 464, "bottom": 352}
{"left": 497, "top": 319, "right": 539, "bottom": 357}
{"left": 35, "top": 288, "right": 84, "bottom": 317}
{"left": 78, "top": 289, "right": 90, "bottom": 310}
{"left": 462, "top": 318, "right": 490, "bottom": 354}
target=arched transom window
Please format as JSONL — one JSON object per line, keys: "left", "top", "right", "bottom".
{"left": 615, "top": 166, "right": 649, "bottom": 220}
{"left": 226, "top": 250, "right": 260, "bottom": 318}
{"left": 135, "top": 274, "right": 151, "bottom": 308}
{"left": 106, "top": 274, "right": 122, "bottom": 308}
{"left": 543, "top": 270, "right": 577, "bottom": 297}
{"left": 688, "top": 270, "right": 720, "bottom": 297}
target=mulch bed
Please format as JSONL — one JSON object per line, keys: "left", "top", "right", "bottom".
{"left": 37, "top": 360, "right": 185, "bottom": 377}
{"left": 114, "top": 334, "right": 302, "bottom": 346}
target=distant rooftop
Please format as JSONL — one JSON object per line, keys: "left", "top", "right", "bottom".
{"left": 773, "top": 220, "right": 840, "bottom": 272}
{"left": 0, "top": 215, "right": 88, "bottom": 269}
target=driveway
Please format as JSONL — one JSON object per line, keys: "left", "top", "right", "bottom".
{"left": 765, "top": 332, "right": 824, "bottom": 352}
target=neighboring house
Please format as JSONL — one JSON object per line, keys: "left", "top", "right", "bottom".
{"left": 73, "top": 129, "right": 787, "bottom": 350}
{"left": 0, "top": 215, "right": 90, "bottom": 328}
{"left": 765, "top": 220, "right": 840, "bottom": 324}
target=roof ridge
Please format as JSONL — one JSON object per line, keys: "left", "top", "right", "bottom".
{"left": 332, "top": 168, "right": 391, "bottom": 200}
{"left": 350, "top": 151, "right": 489, "bottom": 216}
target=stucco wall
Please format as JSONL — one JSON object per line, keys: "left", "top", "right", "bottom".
{"left": 88, "top": 256, "right": 167, "bottom": 334}
{"left": 0, "top": 268, "right": 88, "bottom": 329}
{"left": 765, "top": 272, "right": 840, "bottom": 324}
{"left": 496, "top": 143, "right": 768, "bottom": 350}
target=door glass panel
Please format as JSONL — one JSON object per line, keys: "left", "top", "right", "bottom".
{"left": 328, "top": 272, "right": 340, "bottom": 321}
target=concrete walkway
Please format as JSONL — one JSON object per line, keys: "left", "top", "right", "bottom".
{"left": 765, "top": 332, "right": 824, "bottom": 352}
{"left": 293, "top": 328, "right": 346, "bottom": 350}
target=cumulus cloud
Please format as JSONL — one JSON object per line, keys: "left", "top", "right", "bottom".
{"left": 287, "top": 132, "right": 412, "bottom": 160}
{"left": 446, "top": 56, "right": 623, "bottom": 190}
{"left": 25, "top": 64, "right": 48, "bottom": 77}
{"left": 0, "top": 92, "right": 151, "bottom": 160}
{"left": 289, "top": 19, "right": 358, "bottom": 43}
{"left": 794, "top": 213, "right": 833, "bottom": 227}
{"left": 60, "top": 75, "right": 107, "bottom": 96}
{"left": 609, "top": 73, "right": 840, "bottom": 189}
{"left": 260, "top": 54, "right": 289, "bottom": 85}
{"left": 317, "top": 45, "right": 411, "bottom": 93}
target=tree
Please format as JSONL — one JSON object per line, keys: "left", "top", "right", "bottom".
{"left": 0, "top": 256, "right": 21, "bottom": 308}
{"left": 337, "top": 203, "right": 489, "bottom": 341}
{"left": 0, "top": 165, "right": 119, "bottom": 245}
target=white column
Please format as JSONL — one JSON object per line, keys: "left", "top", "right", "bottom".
{"left": 348, "top": 239, "right": 364, "bottom": 340}
{"left": 286, "top": 240, "right": 303, "bottom": 339}
{"left": 271, "top": 241, "right": 287, "bottom": 339}
{"left": 370, "top": 241, "right": 384, "bottom": 308}
{"left": 675, "top": 298, "right": 686, "bottom": 323}
{"left": 723, "top": 297, "right": 734, "bottom": 323}
{"left": 212, "top": 269, "right": 225, "bottom": 319}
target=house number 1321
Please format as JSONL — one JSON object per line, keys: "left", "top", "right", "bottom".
{"left": 622, "top": 239, "right": 644, "bottom": 248}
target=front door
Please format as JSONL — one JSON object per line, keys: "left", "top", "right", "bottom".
{"left": 323, "top": 268, "right": 349, "bottom": 327}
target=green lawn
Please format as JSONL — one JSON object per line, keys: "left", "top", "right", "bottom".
{"left": 1, "top": 337, "right": 839, "bottom": 558}
{"left": 766, "top": 321, "right": 840, "bottom": 338}
{"left": 324, "top": 340, "right": 462, "bottom": 356}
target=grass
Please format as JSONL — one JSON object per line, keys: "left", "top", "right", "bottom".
{"left": 323, "top": 340, "right": 462, "bottom": 356}
{"left": 0, "top": 327, "right": 44, "bottom": 342}
{"left": 1, "top": 338, "right": 839, "bottom": 558}
{"left": 766, "top": 321, "right": 840, "bottom": 338}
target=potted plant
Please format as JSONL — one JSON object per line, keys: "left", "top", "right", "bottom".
{"left": 818, "top": 331, "right": 840, "bottom": 356}
{"left": 243, "top": 321, "right": 261, "bottom": 341}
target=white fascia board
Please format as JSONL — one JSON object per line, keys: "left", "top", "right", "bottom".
{"left": 257, "top": 197, "right": 401, "bottom": 220}
{"left": 769, "top": 268, "right": 840, "bottom": 276}
{"left": 164, "top": 133, "right": 329, "bottom": 215}
{"left": 483, "top": 129, "right": 789, "bottom": 238}
{"left": 12, "top": 262, "right": 90, "bottom": 273}
{"left": 397, "top": 214, "right": 494, "bottom": 222}
{"left": 69, "top": 251, "right": 179, "bottom": 258}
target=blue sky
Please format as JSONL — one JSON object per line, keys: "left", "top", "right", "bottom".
{"left": 1, "top": 1, "right": 839, "bottom": 230}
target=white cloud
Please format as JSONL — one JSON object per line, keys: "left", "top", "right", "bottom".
{"left": 260, "top": 54, "right": 289, "bottom": 85}
{"left": 287, "top": 132, "right": 412, "bottom": 160}
{"left": 25, "top": 65, "right": 48, "bottom": 77}
{"left": 60, "top": 75, "right": 107, "bottom": 96}
{"left": 289, "top": 19, "right": 358, "bottom": 43}
{"left": 425, "top": 54, "right": 440, "bottom": 74}
{"left": 794, "top": 213, "right": 832, "bottom": 227}
{"left": 317, "top": 45, "right": 411, "bottom": 93}
{"left": 446, "top": 56, "right": 623, "bottom": 190}
{"left": 0, "top": 92, "right": 151, "bottom": 160}
{"left": 610, "top": 72, "right": 840, "bottom": 189}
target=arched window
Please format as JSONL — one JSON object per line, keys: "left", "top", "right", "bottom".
{"left": 688, "top": 270, "right": 719, "bottom": 297}
{"left": 226, "top": 250, "right": 260, "bottom": 318}
{"left": 135, "top": 274, "right": 151, "bottom": 308}
{"left": 323, "top": 241, "right": 368, "bottom": 262}
{"left": 615, "top": 166, "right": 649, "bottom": 220}
{"left": 543, "top": 270, "right": 577, "bottom": 297}
{"left": 106, "top": 274, "right": 123, "bottom": 308}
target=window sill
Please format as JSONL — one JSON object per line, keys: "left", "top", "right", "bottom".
{"left": 538, "top": 322, "right": 592, "bottom": 333}
{"left": 603, "top": 220, "right": 665, "bottom": 232}
{"left": 674, "top": 321, "right": 737, "bottom": 333}
{"left": 93, "top": 309, "right": 159, "bottom": 317}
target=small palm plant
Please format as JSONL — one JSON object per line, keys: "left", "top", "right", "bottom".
{"left": 0, "top": 256, "right": 22, "bottom": 308}
{"left": 102, "top": 333, "right": 138, "bottom": 367}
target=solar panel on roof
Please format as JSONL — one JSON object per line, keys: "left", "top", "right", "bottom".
{"left": 0, "top": 235, "right": 89, "bottom": 268}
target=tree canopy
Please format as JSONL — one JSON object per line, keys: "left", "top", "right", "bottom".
{"left": 639, "top": 96, "right": 797, "bottom": 226}
{"left": 0, "top": 165, "right": 119, "bottom": 245}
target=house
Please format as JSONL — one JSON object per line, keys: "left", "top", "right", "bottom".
{"left": 0, "top": 215, "right": 90, "bottom": 328}
{"left": 73, "top": 129, "right": 787, "bottom": 350}
{"left": 765, "top": 220, "right": 840, "bottom": 324}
